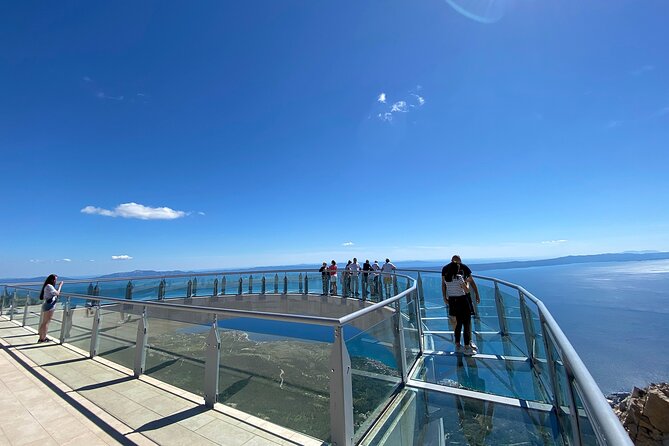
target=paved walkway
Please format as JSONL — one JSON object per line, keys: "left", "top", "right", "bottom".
{"left": 0, "top": 318, "right": 323, "bottom": 446}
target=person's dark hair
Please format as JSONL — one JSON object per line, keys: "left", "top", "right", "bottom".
{"left": 385, "top": 258, "right": 390, "bottom": 263}
{"left": 40, "top": 274, "right": 57, "bottom": 300}
{"left": 443, "top": 262, "right": 460, "bottom": 282}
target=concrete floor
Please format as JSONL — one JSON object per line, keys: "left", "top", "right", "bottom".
{"left": 0, "top": 317, "right": 324, "bottom": 446}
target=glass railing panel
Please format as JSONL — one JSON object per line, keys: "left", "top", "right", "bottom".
{"left": 161, "top": 276, "right": 190, "bottom": 299}
{"left": 546, "top": 329, "right": 575, "bottom": 444}
{"left": 94, "top": 280, "right": 131, "bottom": 299}
{"left": 24, "top": 297, "right": 43, "bottom": 330}
{"left": 473, "top": 280, "right": 499, "bottom": 332}
{"left": 363, "top": 387, "right": 563, "bottom": 446}
{"left": 414, "top": 353, "right": 550, "bottom": 402}
{"left": 126, "top": 278, "right": 166, "bottom": 301}
{"left": 572, "top": 381, "right": 598, "bottom": 446}
{"left": 66, "top": 306, "right": 95, "bottom": 353}
{"left": 399, "top": 293, "right": 421, "bottom": 371}
{"left": 144, "top": 310, "right": 208, "bottom": 396}
{"left": 345, "top": 308, "right": 402, "bottom": 442}
{"left": 95, "top": 301, "right": 141, "bottom": 370}
{"left": 217, "top": 318, "right": 331, "bottom": 440}
{"left": 524, "top": 301, "right": 552, "bottom": 400}
{"left": 45, "top": 300, "right": 66, "bottom": 338}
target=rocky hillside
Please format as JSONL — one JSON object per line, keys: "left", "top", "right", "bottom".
{"left": 611, "top": 383, "right": 669, "bottom": 445}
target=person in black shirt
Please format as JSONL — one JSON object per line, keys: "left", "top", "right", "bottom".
{"left": 362, "top": 260, "right": 372, "bottom": 301}
{"left": 319, "top": 262, "right": 330, "bottom": 295}
{"left": 442, "top": 255, "right": 480, "bottom": 355}
{"left": 453, "top": 255, "right": 480, "bottom": 350}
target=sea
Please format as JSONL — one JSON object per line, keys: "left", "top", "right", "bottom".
{"left": 478, "top": 259, "right": 669, "bottom": 395}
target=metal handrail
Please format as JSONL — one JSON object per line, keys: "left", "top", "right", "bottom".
{"left": 1, "top": 268, "right": 373, "bottom": 287}
{"left": 5, "top": 270, "right": 416, "bottom": 327}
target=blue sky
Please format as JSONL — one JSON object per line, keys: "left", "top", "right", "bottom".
{"left": 1, "top": 0, "right": 668, "bottom": 277}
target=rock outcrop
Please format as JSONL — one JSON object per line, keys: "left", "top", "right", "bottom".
{"left": 612, "top": 383, "right": 669, "bottom": 445}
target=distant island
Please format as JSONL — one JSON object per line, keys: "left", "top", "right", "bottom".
{"left": 2, "top": 251, "right": 669, "bottom": 283}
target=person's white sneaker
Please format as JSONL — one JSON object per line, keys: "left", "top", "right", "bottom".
{"left": 469, "top": 341, "right": 478, "bottom": 351}
{"left": 463, "top": 345, "right": 477, "bottom": 356}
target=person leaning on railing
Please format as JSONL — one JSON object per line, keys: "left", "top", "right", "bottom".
{"left": 37, "top": 274, "right": 63, "bottom": 343}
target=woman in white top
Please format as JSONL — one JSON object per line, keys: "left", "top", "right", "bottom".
{"left": 38, "top": 274, "right": 63, "bottom": 343}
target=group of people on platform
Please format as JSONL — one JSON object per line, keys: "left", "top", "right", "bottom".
{"left": 318, "top": 258, "right": 397, "bottom": 300}
{"left": 34, "top": 254, "right": 480, "bottom": 357}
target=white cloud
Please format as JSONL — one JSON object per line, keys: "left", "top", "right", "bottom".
{"left": 378, "top": 112, "right": 393, "bottom": 122}
{"left": 61, "top": 258, "right": 72, "bottom": 262}
{"left": 342, "top": 242, "right": 355, "bottom": 247}
{"left": 376, "top": 90, "right": 425, "bottom": 122}
{"left": 29, "top": 259, "right": 43, "bottom": 263}
{"left": 541, "top": 240, "right": 568, "bottom": 245}
{"left": 81, "top": 202, "right": 187, "bottom": 220}
{"left": 111, "top": 255, "right": 133, "bottom": 260}
{"left": 198, "top": 211, "right": 206, "bottom": 216}
{"left": 391, "top": 101, "right": 408, "bottom": 113}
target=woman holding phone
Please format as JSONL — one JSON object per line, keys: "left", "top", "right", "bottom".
{"left": 37, "top": 274, "right": 63, "bottom": 343}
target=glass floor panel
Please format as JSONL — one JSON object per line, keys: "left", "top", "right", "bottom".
{"left": 413, "top": 353, "right": 550, "bottom": 402}
{"left": 422, "top": 317, "right": 499, "bottom": 333}
{"left": 362, "top": 387, "right": 563, "bottom": 446}
{"left": 423, "top": 332, "right": 527, "bottom": 357}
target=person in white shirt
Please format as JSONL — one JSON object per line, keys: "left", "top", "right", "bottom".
{"left": 38, "top": 274, "right": 63, "bottom": 343}
{"left": 350, "top": 258, "right": 361, "bottom": 297}
{"left": 381, "top": 258, "right": 396, "bottom": 298}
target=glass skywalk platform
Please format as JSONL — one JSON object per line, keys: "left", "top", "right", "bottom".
{"left": 0, "top": 269, "right": 631, "bottom": 446}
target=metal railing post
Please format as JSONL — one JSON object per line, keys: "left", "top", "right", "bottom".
{"left": 213, "top": 278, "right": 218, "bottom": 297}
{"left": 221, "top": 276, "right": 227, "bottom": 295}
{"left": 304, "top": 274, "right": 309, "bottom": 295}
{"left": 90, "top": 306, "right": 101, "bottom": 358}
{"left": 329, "top": 326, "right": 353, "bottom": 446}
{"left": 494, "top": 282, "right": 509, "bottom": 336}
{"left": 274, "top": 274, "right": 279, "bottom": 294}
{"left": 298, "top": 273, "right": 303, "bottom": 294}
{"left": 134, "top": 307, "right": 148, "bottom": 377}
{"left": 261, "top": 276, "right": 266, "bottom": 295}
{"left": 10, "top": 290, "right": 16, "bottom": 321}
{"left": 413, "top": 289, "right": 424, "bottom": 354}
{"left": 22, "top": 292, "right": 30, "bottom": 326}
{"left": 59, "top": 297, "right": 73, "bottom": 344}
{"left": 519, "top": 291, "right": 537, "bottom": 365}
{"left": 238, "top": 277, "right": 243, "bottom": 295}
{"left": 248, "top": 275, "right": 253, "bottom": 294}
{"left": 187, "top": 279, "right": 193, "bottom": 298}
{"left": 192, "top": 277, "right": 198, "bottom": 296}
{"left": 204, "top": 316, "right": 221, "bottom": 408}
{"left": 416, "top": 272, "right": 425, "bottom": 310}
{"left": 283, "top": 274, "right": 288, "bottom": 294}
{"left": 394, "top": 301, "right": 408, "bottom": 383}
